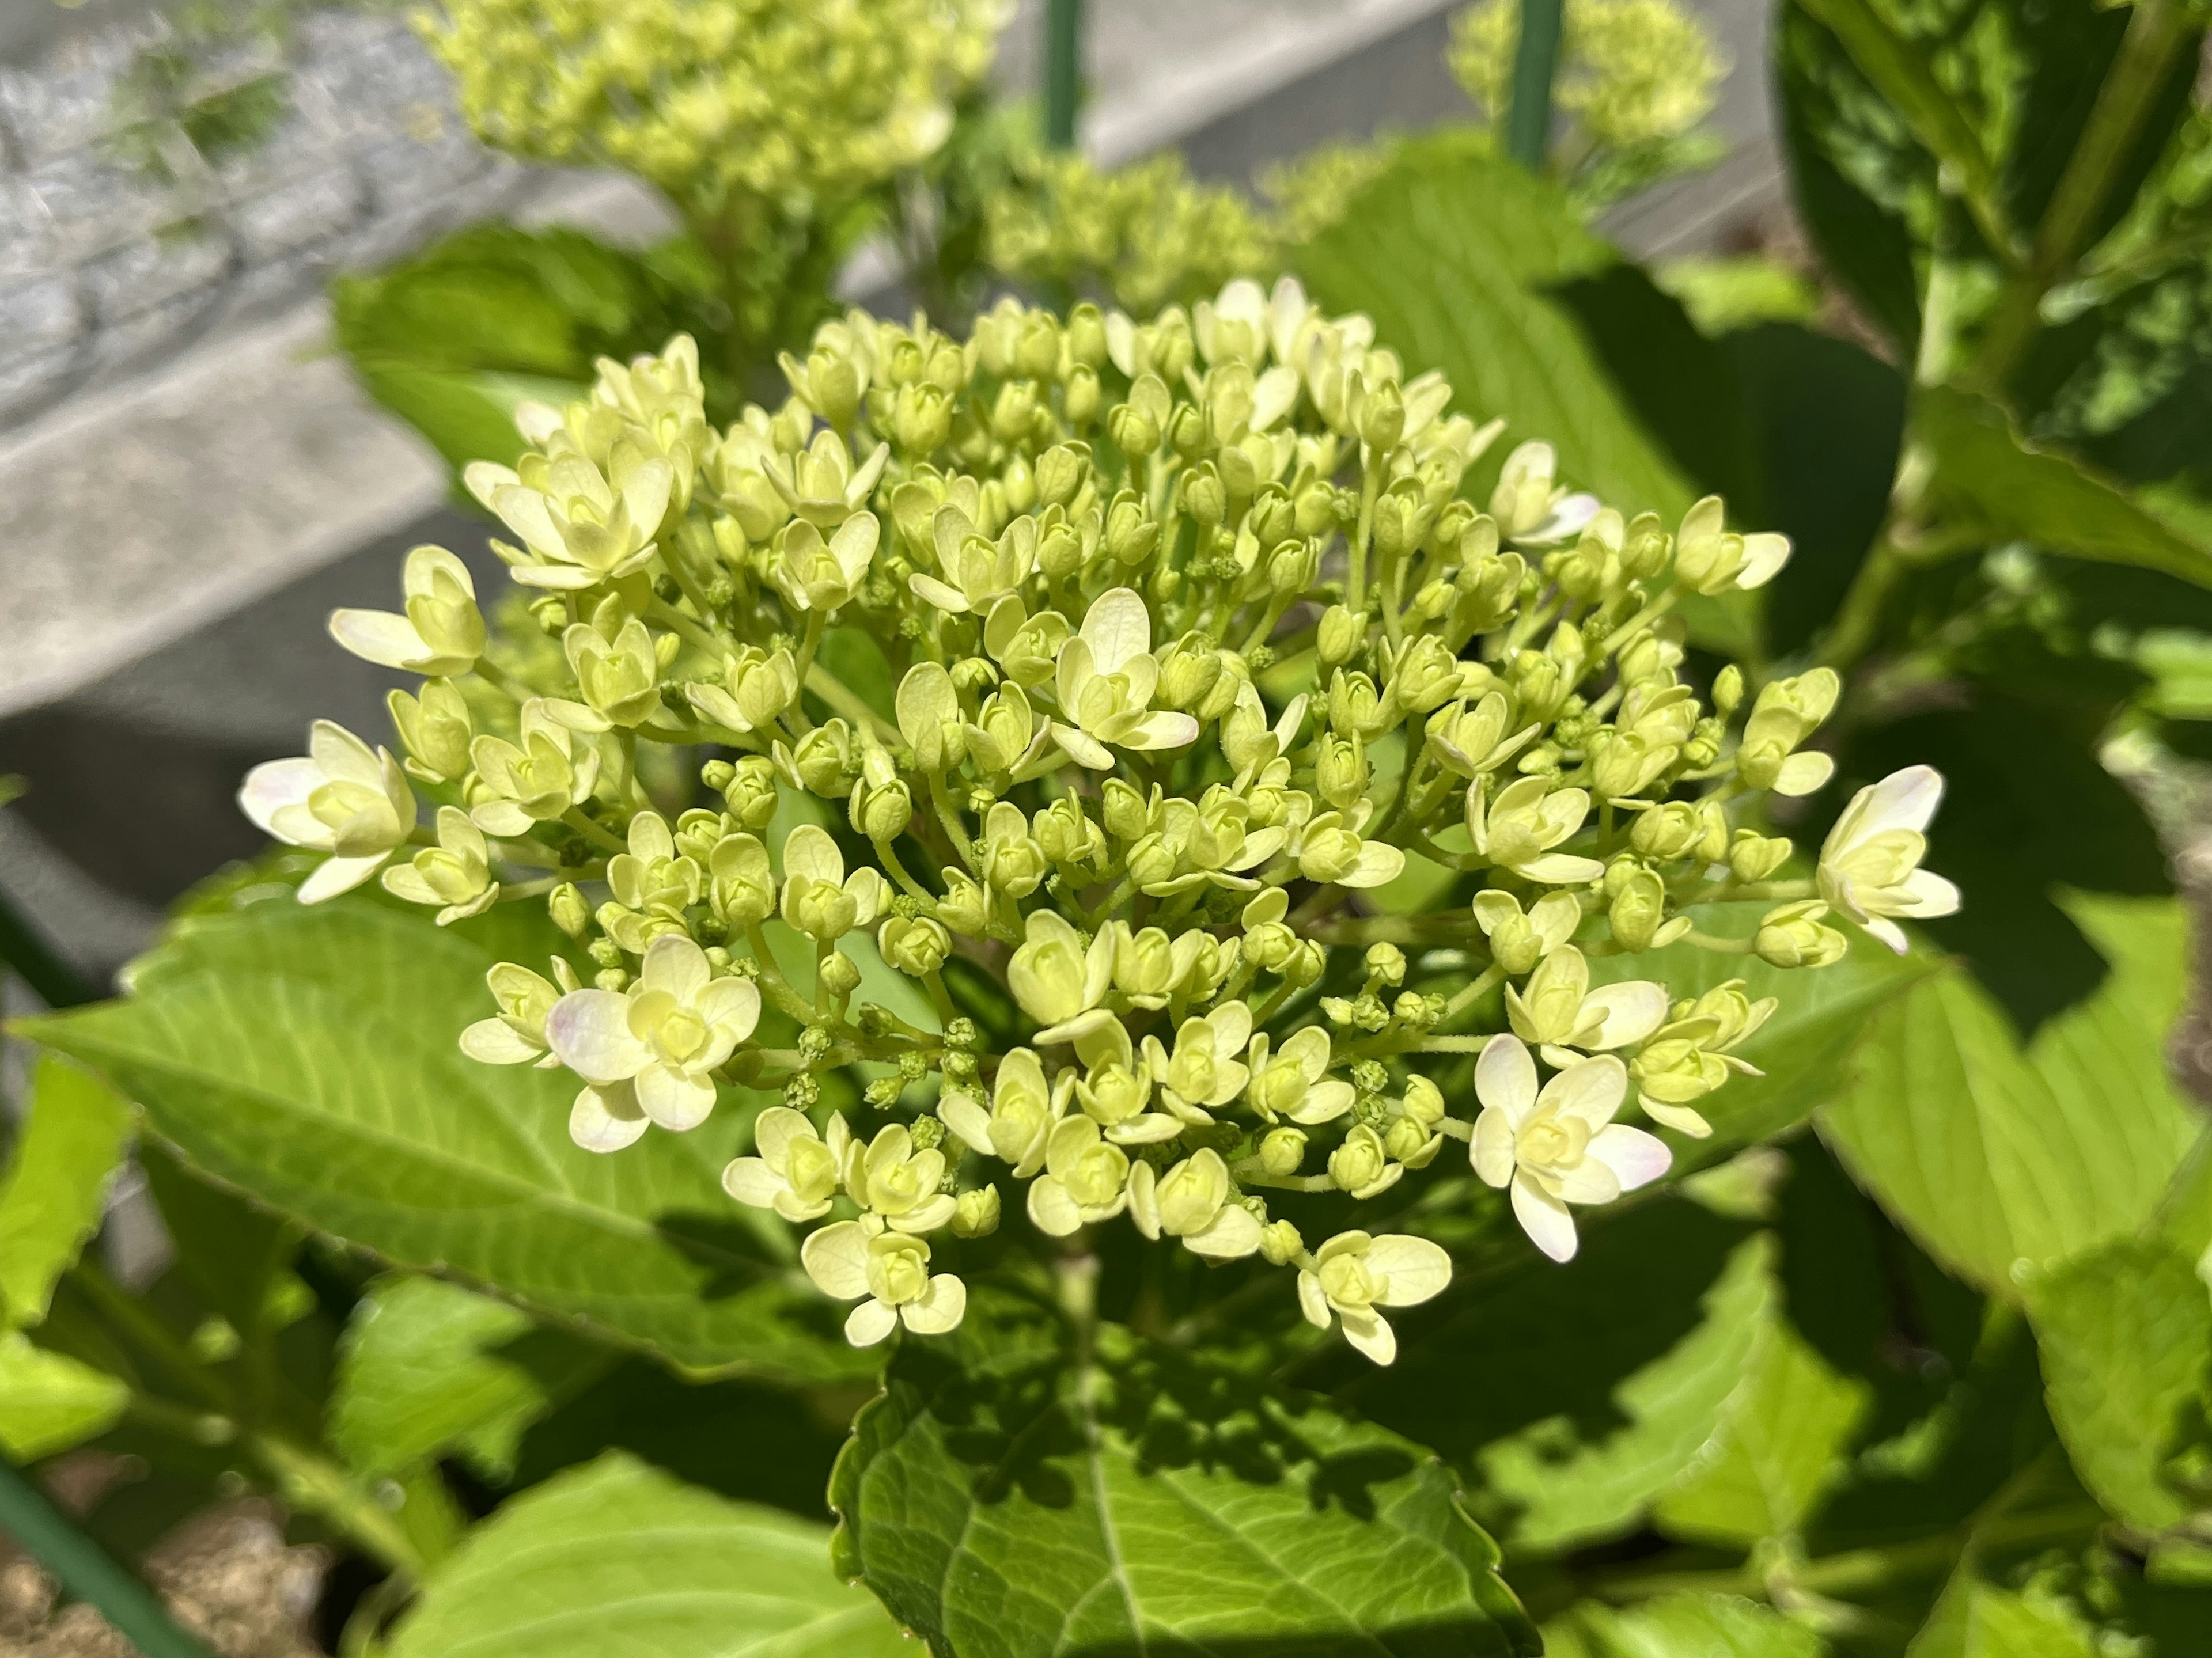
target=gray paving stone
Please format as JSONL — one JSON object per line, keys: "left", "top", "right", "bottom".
{"left": 78, "top": 225, "right": 234, "bottom": 324}
{"left": 0, "top": 272, "right": 81, "bottom": 358}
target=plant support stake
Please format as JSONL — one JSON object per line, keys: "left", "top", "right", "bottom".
{"left": 1044, "top": 0, "right": 1083, "bottom": 150}
{"left": 0, "top": 1454, "right": 216, "bottom": 1658}
{"left": 1506, "top": 0, "right": 1565, "bottom": 170}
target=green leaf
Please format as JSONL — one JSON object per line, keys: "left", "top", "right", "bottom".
{"left": 1907, "top": 1579, "right": 2097, "bottom": 1658}
{"left": 1654, "top": 1322, "right": 1872, "bottom": 1546}
{"left": 387, "top": 1451, "right": 907, "bottom": 1658}
{"left": 20, "top": 898, "right": 869, "bottom": 1385}
{"left": 0, "top": 1331, "right": 128, "bottom": 1461}
{"left": 1296, "top": 133, "right": 1699, "bottom": 521}
{"left": 0, "top": 1057, "right": 132, "bottom": 1329}
{"left": 329, "top": 1275, "right": 613, "bottom": 1482}
{"left": 1918, "top": 386, "right": 2212, "bottom": 586}
{"left": 2024, "top": 1237, "right": 2212, "bottom": 1533}
{"left": 1552, "top": 1592, "right": 1827, "bottom": 1658}
{"left": 832, "top": 1289, "right": 1541, "bottom": 1657}
{"left": 1820, "top": 894, "right": 2204, "bottom": 1297}
{"left": 1342, "top": 1204, "right": 1775, "bottom": 1554}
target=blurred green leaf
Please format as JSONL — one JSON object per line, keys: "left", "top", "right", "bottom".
{"left": 2025, "top": 1236, "right": 2212, "bottom": 1534}
{"left": 21, "top": 898, "right": 870, "bottom": 1385}
{"left": 1910, "top": 1577, "right": 2099, "bottom": 1658}
{"left": 1550, "top": 1592, "right": 1826, "bottom": 1657}
{"left": 834, "top": 1287, "right": 1540, "bottom": 1656}
{"left": 1654, "top": 1321, "right": 1872, "bottom": 1546}
{"left": 0, "top": 1331, "right": 128, "bottom": 1462}
{"left": 1821, "top": 895, "right": 2202, "bottom": 1298}
{"left": 1919, "top": 386, "right": 2212, "bottom": 585}
{"left": 0, "top": 1057, "right": 132, "bottom": 1330}
{"left": 387, "top": 1452, "right": 907, "bottom": 1658}
{"left": 329, "top": 1275, "right": 612, "bottom": 1482}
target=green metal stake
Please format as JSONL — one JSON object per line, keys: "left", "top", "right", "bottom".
{"left": 0, "top": 1455, "right": 217, "bottom": 1658}
{"left": 1505, "top": 0, "right": 1565, "bottom": 172}
{"left": 1044, "top": 0, "right": 1084, "bottom": 150}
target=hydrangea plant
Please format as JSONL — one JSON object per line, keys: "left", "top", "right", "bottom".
{"left": 246, "top": 278, "right": 1952, "bottom": 1363}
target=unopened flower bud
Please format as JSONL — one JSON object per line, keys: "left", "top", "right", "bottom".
{"left": 1316, "top": 734, "right": 1369, "bottom": 809}
{"left": 1609, "top": 867, "right": 1668, "bottom": 952}
{"left": 1364, "top": 943, "right": 1407, "bottom": 987}
{"left": 936, "top": 870, "right": 990, "bottom": 936}
{"left": 879, "top": 915, "right": 950, "bottom": 977}
{"left": 1319, "top": 606, "right": 1366, "bottom": 669}
{"left": 819, "top": 951, "right": 863, "bottom": 998}
{"left": 1259, "top": 1219, "right": 1305, "bottom": 1266}
{"left": 548, "top": 882, "right": 590, "bottom": 939}
{"left": 1713, "top": 664, "right": 1745, "bottom": 717}
{"left": 1259, "top": 1126, "right": 1307, "bottom": 1176}
{"left": 1630, "top": 801, "right": 1703, "bottom": 862}
{"left": 724, "top": 755, "right": 779, "bottom": 828}
{"left": 1402, "top": 1075, "right": 1445, "bottom": 1128}
{"left": 1755, "top": 900, "right": 1849, "bottom": 968}
{"left": 1036, "top": 443, "right": 1090, "bottom": 509}
{"left": 1382, "top": 1115, "right": 1430, "bottom": 1162}
{"left": 952, "top": 1185, "right": 1002, "bottom": 1239}
{"left": 1729, "top": 830, "right": 1794, "bottom": 883}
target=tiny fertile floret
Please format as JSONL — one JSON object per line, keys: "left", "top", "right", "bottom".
{"left": 248, "top": 278, "right": 1953, "bottom": 1364}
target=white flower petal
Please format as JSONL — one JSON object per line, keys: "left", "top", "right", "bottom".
{"left": 1184, "top": 1205, "right": 1263, "bottom": 1261}
{"left": 1639, "top": 1098, "right": 1712, "bottom": 1138}
{"left": 459, "top": 1019, "right": 542, "bottom": 1065}
{"left": 1365, "top": 1235, "right": 1452, "bottom": 1307}
{"left": 1542, "top": 1054, "right": 1630, "bottom": 1130}
{"left": 1472, "top": 1108, "right": 1516, "bottom": 1187}
{"left": 298, "top": 853, "right": 389, "bottom": 904}
{"left": 636, "top": 1064, "right": 715, "bottom": 1131}
{"left": 900, "top": 1273, "right": 967, "bottom": 1335}
{"left": 1582, "top": 982, "right": 1670, "bottom": 1050}
{"left": 328, "top": 609, "right": 434, "bottom": 671}
{"left": 1897, "top": 869, "right": 1961, "bottom": 918}
{"left": 569, "top": 1084, "right": 649, "bottom": 1153}
{"left": 545, "top": 990, "right": 651, "bottom": 1086}
{"left": 1512, "top": 1174, "right": 1579, "bottom": 1262}
{"left": 801, "top": 1221, "right": 872, "bottom": 1299}
{"left": 1027, "top": 1177, "right": 1084, "bottom": 1238}
{"left": 846, "top": 1299, "right": 900, "bottom": 1346}
{"left": 721, "top": 1157, "right": 786, "bottom": 1208}
{"left": 1587, "top": 1123, "right": 1671, "bottom": 1193}
{"left": 1339, "top": 1310, "right": 1397, "bottom": 1365}
{"left": 1475, "top": 1034, "right": 1538, "bottom": 1127}
{"left": 1297, "top": 1270, "right": 1333, "bottom": 1330}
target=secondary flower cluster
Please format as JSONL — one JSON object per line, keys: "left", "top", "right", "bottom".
{"left": 419, "top": 0, "right": 1002, "bottom": 221}
{"left": 243, "top": 278, "right": 1956, "bottom": 1364}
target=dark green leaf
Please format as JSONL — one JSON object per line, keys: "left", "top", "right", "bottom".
{"left": 1340, "top": 1204, "right": 1774, "bottom": 1553}
{"left": 1821, "top": 896, "right": 2203, "bottom": 1298}
{"left": 21, "top": 898, "right": 869, "bottom": 1384}
{"left": 2025, "top": 1237, "right": 2212, "bottom": 1533}
{"left": 833, "top": 1288, "right": 1540, "bottom": 1657}
{"left": 1918, "top": 385, "right": 2212, "bottom": 586}
{"left": 387, "top": 1452, "right": 908, "bottom": 1658}
{"left": 329, "top": 1274, "right": 613, "bottom": 1482}
{"left": 0, "top": 1056, "right": 132, "bottom": 1330}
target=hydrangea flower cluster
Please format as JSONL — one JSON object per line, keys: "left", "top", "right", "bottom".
{"left": 243, "top": 277, "right": 1955, "bottom": 1364}
{"left": 419, "top": 0, "right": 1002, "bottom": 221}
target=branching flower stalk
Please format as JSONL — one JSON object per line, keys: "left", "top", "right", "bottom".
{"left": 244, "top": 278, "right": 1957, "bottom": 1365}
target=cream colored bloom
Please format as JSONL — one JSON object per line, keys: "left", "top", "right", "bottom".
{"left": 1489, "top": 441, "right": 1600, "bottom": 545}
{"left": 910, "top": 504, "right": 1035, "bottom": 613}
{"left": 1505, "top": 945, "right": 1670, "bottom": 1067}
{"left": 1245, "top": 1027, "right": 1355, "bottom": 1125}
{"left": 557, "top": 616, "right": 664, "bottom": 730}
{"left": 1007, "top": 910, "right": 1116, "bottom": 1038}
{"left": 328, "top": 545, "right": 483, "bottom": 676}
{"left": 459, "top": 959, "right": 578, "bottom": 1067}
{"left": 722, "top": 1107, "right": 851, "bottom": 1221}
{"left": 767, "top": 432, "right": 889, "bottom": 528}
{"left": 381, "top": 805, "right": 498, "bottom": 924}
{"left": 1471, "top": 1035, "right": 1669, "bottom": 1262}
{"left": 468, "top": 700, "right": 601, "bottom": 837}
{"left": 1628, "top": 981, "right": 1777, "bottom": 1137}
{"left": 1673, "top": 496, "right": 1790, "bottom": 595}
{"left": 801, "top": 1221, "right": 967, "bottom": 1346}
{"left": 1297, "top": 1231, "right": 1452, "bottom": 1365}
{"left": 1471, "top": 890, "right": 1582, "bottom": 974}
{"left": 778, "top": 825, "right": 890, "bottom": 942}
{"left": 1049, "top": 588, "right": 1202, "bottom": 767}
{"left": 1129, "top": 1149, "right": 1263, "bottom": 1259}
{"left": 1817, "top": 765, "right": 1959, "bottom": 954}
{"left": 688, "top": 647, "right": 800, "bottom": 736}
{"left": 940, "top": 1048, "right": 1069, "bottom": 1175}
{"left": 1467, "top": 775, "right": 1604, "bottom": 885}
{"left": 1291, "top": 803, "right": 1406, "bottom": 889}
{"left": 544, "top": 934, "right": 762, "bottom": 1140}
{"left": 1025, "top": 1116, "right": 1131, "bottom": 1235}
{"left": 240, "top": 720, "right": 416, "bottom": 902}
{"left": 465, "top": 445, "right": 673, "bottom": 590}
{"left": 1141, "top": 1001, "right": 1254, "bottom": 1124}
{"left": 774, "top": 512, "right": 881, "bottom": 613}
{"left": 842, "top": 1122, "right": 959, "bottom": 1235}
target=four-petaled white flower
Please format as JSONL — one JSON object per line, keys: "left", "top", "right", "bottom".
{"left": 1297, "top": 1231, "right": 1452, "bottom": 1365}
{"left": 1471, "top": 1035, "right": 1670, "bottom": 1262}
{"left": 459, "top": 960, "right": 577, "bottom": 1067}
{"left": 1025, "top": 1117, "right": 1132, "bottom": 1235}
{"left": 722, "top": 1106, "right": 851, "bottom": 1221}
{"left": 1817, "top": 765, "right": 1960, "bottom": 954}
{"left": 1142, "top": 1001, "right": 1254, "bottom": 1125}
{"left": 1489, "top": 442, "right": 1600, "bottom": 546}
{"left": 774, "top": 511, "right": 881, "bottom": 613}
{"left": 328, "top": 545, "right": 483, "bottom": 676}
{"left": 1505, "top": 946, "right": 1671, "bottom": 1068}
{"left": 1467, "top": 775, "right": 1605, "bottom": 885}
{"left": 545, "top": 934, "right": 762, "bottom": 1147}
{"left": 1049, "top": 588, "right": 1202, "bottom": 768}
{"left": 381, "top": 804, "right": 499, "bottom": 924}
{"left": 1291, "top": 802, "right": 1406, "bottom": 889}
{"left": 778, "top": 824, "right": 891, "bottom": 942}
{"left": 910, "top": 504, "right": 1035, "bottom": 614}
{"left": 1130, "top": 1149, "right": 1263, "bottom": 1259}
{"left": 1245, "top": 1027, "right": 1357, "bottom": 1125}
{"left": 940, "top": 1048, "right": 1069, "bottom": 1175}
{"left": 842, "top": 1123, "right": 960, "bottom": 1234}
{"left": 1007, "top": 910, "right": 1117, "bottom": 1040}
{"left": 240, "top": 720, "right": 417, "bottom": 902}
{"left": 801, "top": 1221, "right": 967, "bottom": 1347}
{"left": 468, "top": 699, "right": 601, "bottom": 837}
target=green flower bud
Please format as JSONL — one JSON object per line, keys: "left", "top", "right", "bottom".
{"left": 1370, "top": 478, "right": 1429, "bottom": 558}
{"left": 1104, "top": 492, "right": 1160, "bottom": 566}
{"left": 790, "top": 720, "right": 854, "bottom": 795}
{"left": 1181, "top": 462, "right": 1227, "bottom": 528}
{"left": 549, "top": 882, "right": 590, "bottom": 939}
{"left": 878, "top": 915, "right": 952, "bottom": 977}
{"left": 1713, "top": 663, "right": 1745, "bottom": 716}
{"left": 710, "top": 834, "right": 776, "bottom": 926}
{"left": 893, "top": 382, "right": 952, "bottom": 454}
{"left": 1067, "top": 303, "right": 1109, "bottom": 369}
{"left": 1620, "top": 511, "right": 1671, "bottom": 579}
{"left": 1064, "top": 365, "right": 1101, "bottom": 428}
{"left": 1259, "top": 1126, "right": 1307, "bottom": 1176}
{"left": 820, "top": 951, "right": 863, "bottom": 998}
{"left": 1329, "top": 1124, "right": 1397, "bottom": 1198}
{"left": 1753, "top": 900, "right": 1848, "bottom": 968}
{"left": 1283, "top": 939, "right": 1329, "bottom": 987}
{"left": 1364, "top": 942, "right": 1407, "bottom": 987}
{"left": 1037, "top": 443, "right": 1091, "bottom": 509}
{"left": 388, "top": 678, "right": 474, "bottom": 782}
{"left": 936, "top": 869, "right": 990, "bottom": 936}
{"left": 1382, "top": 1115, "right": 1431, "bottom": 1163}
{"left": 1318, "top": 605, "right": 1366, "bottom": 669}
{"left": 1102, "top": 780, "right": 1157, "bottom": 843}
{"left": 952, "top": 1185, "right": 1002, "bottom": 1239}
{"left": 1316, "top": 733, "right": 1370, "bottom": 810}
{"left": 1630, "top": 801, "right": 1705, "bottom": 862}
{"left": 723, "top": 755, "right": 779, "bottom": 829}
{"left": 1729, "top": 830, "right": 1794, "bottom": 883}
{"left": 1109, "top": 400, "right": 1161, "bottom": 458}
{"left": 1358, "top": 378, "right": 1406, "bottom": 452}
{"left": 1259, "top": 1219, "right": 1305, "bottom": 1266}
{"left": 1609, "top": 866, "right": 1668, "bottom": 952}
{"left": 979, "top": 802, "right": 1049, "bottom": 898}
{"left": 1402, "top": 1075, "right": 1445, "bottom": 1128}
{"left": 850, "top": 773, "right": 914, "bottom": 841}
